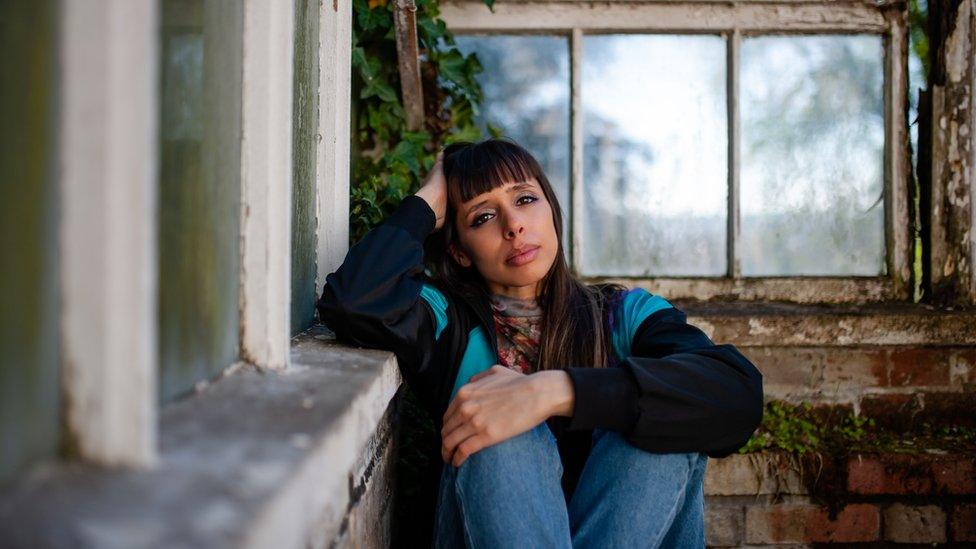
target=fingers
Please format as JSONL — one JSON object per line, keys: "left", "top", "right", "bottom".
{"left": 442, "top": 395, "right": 477, "bottom": 441}
{"left": 441, "top": 420, "right": 480, "bottom": 463}
{"left": 448, "top": 432, "right": 491, "bottom": 468}
{"left": 441, "top": 365, "right": 516, "bottom": 438}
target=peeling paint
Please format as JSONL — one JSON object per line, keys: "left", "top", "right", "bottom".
{"left": 748, "top": 318, "right": 774, "bottom": 336}
{"left": 945, "top": 0, "right": 972, "bottom": 84}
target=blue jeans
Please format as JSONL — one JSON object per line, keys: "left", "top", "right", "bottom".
{"left": 433, "top": 422, "right": 707, "bottom": 548}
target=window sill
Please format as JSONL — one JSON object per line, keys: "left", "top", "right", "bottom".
{"left": 0, "top": 326, "right": 402, "bottom": 548}
{"left": 676, "top": 300, "right": 976, "bottom": 347}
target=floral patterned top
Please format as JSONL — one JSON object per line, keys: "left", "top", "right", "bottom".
{"left": 488, "top": 293, "right": 542, "bottom": 375}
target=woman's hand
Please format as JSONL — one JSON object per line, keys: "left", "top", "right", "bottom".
{"left": 441, "top": 365, "right": 575, "bottom": 467}
{"left": 415, "top": 151, "right": 447, "bottom": 230}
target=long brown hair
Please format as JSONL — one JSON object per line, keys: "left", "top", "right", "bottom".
{"left": 424, "top": 138, "right": 625, "bottom": 371}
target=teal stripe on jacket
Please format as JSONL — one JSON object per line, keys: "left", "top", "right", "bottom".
{"left": 444, "top": 288, "right": 674, "bottom": 403}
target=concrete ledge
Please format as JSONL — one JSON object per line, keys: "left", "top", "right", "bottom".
{"left": 677, "top": 301, "right": 976, "bottom": 347}
{"left": 0, "top": 326, "right": 402, "bottom": 548}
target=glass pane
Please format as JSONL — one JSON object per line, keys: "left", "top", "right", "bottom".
{"left": 582, "top": 35, "right": 727, "bottom": 276}
{"left": 740, "top": 35, "right": 885, "bottom": 276}
{"left": 453, "top": 35, "right": 571, "bottom": 252}
{"left": 0, "top": 0, "right": 60, "bottom": 485}
{"left": 291, "top": 0, "right": 319, "bottom": 336}
{"left": 158, "top": 0, "right": 243, "bottom": 401}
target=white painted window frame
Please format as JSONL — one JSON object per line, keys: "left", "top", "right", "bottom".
{"left": 440, "top": 0, "right": 913, "bottom": 303}
{"left": 58, "top": 0, "right": 301, "bottom": 468}
{"left": 60, "top": 0, "right": 159, "bottom": 467}
{"left": 240, "top": 0, "right": 296, "bottom": 370}
{"left": 317, "top": 0, "right": 354, "bottom": 289}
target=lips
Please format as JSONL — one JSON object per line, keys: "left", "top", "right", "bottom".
{"left": 506, "top": 245, "right": 540, "bottom": 266}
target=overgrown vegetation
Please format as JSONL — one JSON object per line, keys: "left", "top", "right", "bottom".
{"left": 350, "top": 0, "right": 497, "bottom": 244}
{"left": 741, "top": 400, "right": 976, "bottom": 455}
{"left": 740, "top": 400, "right": 975, "bottom": 518}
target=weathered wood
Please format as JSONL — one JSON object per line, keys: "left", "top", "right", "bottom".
{"left": 927, "top": 0, "right": 975, "bottom": 306}
{"left": 318, "top": 0, "right": 353, "bottom": 287}
{"left": 726, "top": 30, "right": 741, "bottom": 279}
{"left": 589, "top": 276, "right": 901, "bottom": 303}
{"left": 570, "top": 28, "right": 583, "bottom": 275}
{"left": 61, "top": 0, "right": 157, "bottom": 467}
{"left": 394, "top": 0, "right": 424, "bottom": 131}
{"left": 439, "top": 1, "right": 887, "bottom": 32}
{"left": 240, "top": 0, "right": 294, "bottom": 370}
{"left": 883, "top": 6, "right": 914, "bottom": 299}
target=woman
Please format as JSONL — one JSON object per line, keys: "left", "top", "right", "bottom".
{"left": 317, "top": 139, "right": 764, "bottom": 547}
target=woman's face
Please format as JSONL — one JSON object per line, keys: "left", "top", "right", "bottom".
{"left": 449, "top": 177, "right": 559, "bottom": 300}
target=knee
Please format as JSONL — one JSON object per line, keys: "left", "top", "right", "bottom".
{"left": 456, "top": 423, "right": 560, "bottom": 480}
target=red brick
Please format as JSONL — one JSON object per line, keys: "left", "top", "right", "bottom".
{"left": 932, "top": 458, "right": 976, "bottom": 494}
{"left": 822, "top": 348, "right": 887, "bottom": 388}
{"left": 952, "top": 504, "right": 976, "bottom": 542}
{"left": 848, "top": 454, "right": 976, "bottom": 496}
{"left": 858, "top": 393, "right": 923, "bottom": 430}
{"left": 887, "top": 348, "right": 952, "bottom": 386}
{"left": 705, "top": 506, "right": 743, "bottom": 547}
{"left": 705, "top": 453, "right": 806, "bottom": 496}
{"left": 883, "top": 504, "right": 947, "bottom": 543}
{"left": 950, "top": 348, "right": 976, "bottom": 388}
{"left": 746, "top": 347, "right": 825, "bottom": 388}
{"left": 861, "top": 392, "right": 976, "bottom": 430}
{"left": 745, "top": 504, "right": 879, "bottom": 544}
{"left": 847, "top": 455, "right": 933, "bottom": 495}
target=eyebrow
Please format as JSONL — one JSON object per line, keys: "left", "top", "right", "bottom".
{"left": 465, "top": 182, "right": 535, "bottom": 216}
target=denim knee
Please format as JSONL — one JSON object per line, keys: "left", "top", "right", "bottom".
{"left": 455, "top": 422, "right": 562, "bottom": 481}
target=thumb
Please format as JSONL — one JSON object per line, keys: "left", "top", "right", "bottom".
{"left": 469, "top": 368, "right": 495, "bottom": 383}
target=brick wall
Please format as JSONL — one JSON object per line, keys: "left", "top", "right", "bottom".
{"left": 704, "top": 453, "right": 976, "bottom": 546}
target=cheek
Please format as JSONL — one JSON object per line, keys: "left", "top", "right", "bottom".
{"left": 459, "top": 229, "right": 499, "bottom": 263}
{"left": 537, "top": 204, "right": 558, "bottom": 242}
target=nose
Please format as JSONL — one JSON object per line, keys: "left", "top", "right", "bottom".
{"left": 504, "top": 212, "right": 525, "bottom": 239}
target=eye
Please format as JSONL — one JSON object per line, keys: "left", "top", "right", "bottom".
{"left": 471, "top": 211, "right": 494, "bottom": 228}
{"left": 517, "top": 194, "right": 538, "bottom": 205}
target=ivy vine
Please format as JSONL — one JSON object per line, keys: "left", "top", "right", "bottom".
{"left": 350, "top": 0, "right": 498, "bottom": 243}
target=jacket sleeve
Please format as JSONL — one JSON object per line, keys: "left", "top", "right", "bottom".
{"left": 316, "top": 195, "right": 447, "bottom": 413}
{"left": 562, "top": 293, "right": 764, "bottom": 458}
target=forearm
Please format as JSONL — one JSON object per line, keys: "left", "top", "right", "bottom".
{"left": 316, "top": 195, "right": 434, "bottom": 342}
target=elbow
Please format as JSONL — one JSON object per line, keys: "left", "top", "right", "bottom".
{"left": 715, "top": 371, "right": 765, "bottom": 456}
{"left": 316, "top": 280, "right": 350, "bottom": 334}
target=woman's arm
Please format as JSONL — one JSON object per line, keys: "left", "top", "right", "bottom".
{"left": 561, "top": 292, "right": 764, "bottom": 458}
{"left": 316, "top": 154, "right": 450, "bottom": 414}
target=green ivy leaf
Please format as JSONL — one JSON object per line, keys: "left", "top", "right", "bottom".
{"left": 418, "top": 17, "right": 446, "bottom": 49}
{"left": 437, "top": 49, "right": 471, "bottom": 89}
{"left": 360, "top": 69, "right": 398, "bottom": 103}
{"left": 351, "top": 0, "right": 489, "bottom": 243}
{"left": 391, "top": 140, "right": 423, "bottom": 175}
{"left": 487, "top": 123, "right": 504, "bottom": 139}
{"left": 445, "top": 124, "right": 483, "bottom": 144}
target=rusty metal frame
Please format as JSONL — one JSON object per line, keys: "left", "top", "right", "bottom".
{"left": 393, "top": 0, "right": 425, "bottom": 131}
{"left": 440, "top": 0, "right": 913, "bottom": 303}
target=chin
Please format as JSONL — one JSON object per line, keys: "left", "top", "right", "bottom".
{"left": 503, "top": 254, "right": 555, "bottom": 283}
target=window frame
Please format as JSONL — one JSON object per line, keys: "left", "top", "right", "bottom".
{"left": 56, "top": 0, "right": 322, "bottom": 467}
{"left": 60, "top": 0, "right": 159, "bottom": 466}
{"left": 240, "top": 0, "right": 295, "bottom": 370}
{"left": 440, "top": 0, "right": 912, "bottom": 303}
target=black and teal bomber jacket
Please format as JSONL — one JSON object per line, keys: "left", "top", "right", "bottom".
{"left": 316, "top": 194, "right": 764, "bottom": 482}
